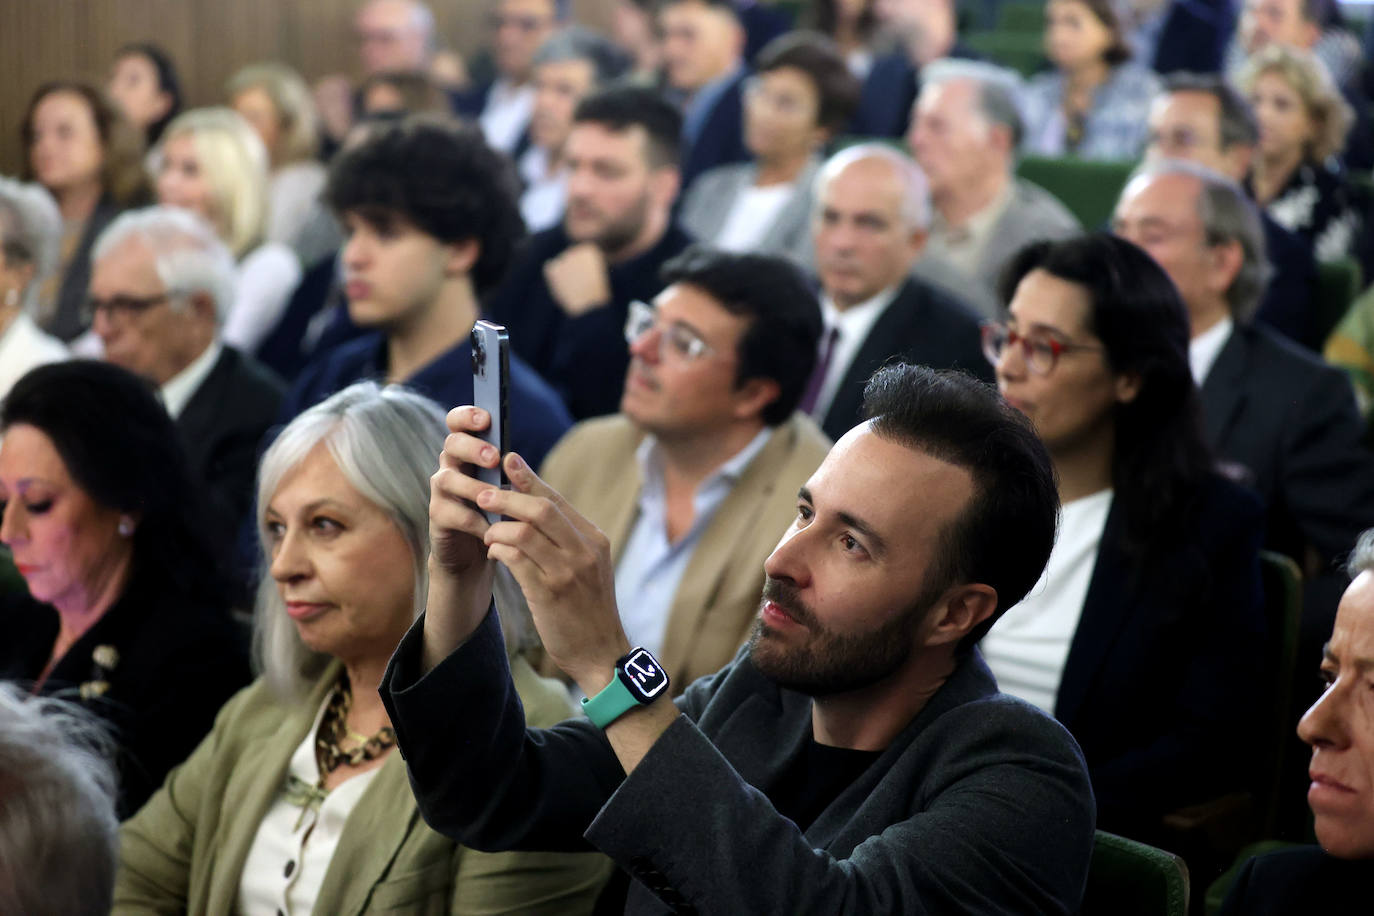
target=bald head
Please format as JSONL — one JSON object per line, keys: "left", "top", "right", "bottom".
{"left": 356, "top": 0, "right": 435, "bottom": 74}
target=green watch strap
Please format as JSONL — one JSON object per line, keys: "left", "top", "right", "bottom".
{"left": 581, "top": 673, "right": 639, "bottom": 729}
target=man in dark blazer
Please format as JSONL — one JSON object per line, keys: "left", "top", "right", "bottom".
{"left": 88, "top": 206, "right": 284, "bottom": 574}
{"left": 855, "top": 0, "right": 978, "bottom": 137}
{"left": 486, "top": 86, "right": 693, "bottom": 420}
{"left": 806, "top": 143, "right": 990, "bottom": 442}
{"left": 453, "top": 0, "right": 562, "bottom": 158}
{"left": 383, "top": 364, "right": 1096, "bottom": 914}
{"left": 657, "top": 0, "right": 751, "bottom": 190}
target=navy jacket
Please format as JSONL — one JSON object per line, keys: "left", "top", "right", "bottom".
{"left": 1254, "top": 213, "right": 1318, "bottom": 349}
{"left": 1218, "top": 846, "right": 1374, "bottom": 914}
{"left": 679, "top": 70, "right": 751, "bottom": 192}
{"left": 817, "top": 276, "right": 991, "bottom": 442}
{"left": 1053, "top": 475, "right": 1267, "bottom": 837}
{"left": 850, "top": 42, "right": 980, "bottom": 139}
{"left": 280, "top": 332, "right": 572, "bottom": 471}
{"left": 1151, "top": 0, "right": 1236, "bottom": 74}
{"left": 484, "top": 224, "right": 694, "bottom": 420}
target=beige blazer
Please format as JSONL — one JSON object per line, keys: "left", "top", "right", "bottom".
{"left": 540, "top": 412, "right": 832, "bottom": 691}
{"left": 114, "top": 658, "right": 611, "bottom": 915}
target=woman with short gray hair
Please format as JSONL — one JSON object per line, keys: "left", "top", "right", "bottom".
{"left": 0, "top": 177, "right": 68, "bottom": 396}
{"left": 116, "top": 380, "right": 609, "bottom": 915}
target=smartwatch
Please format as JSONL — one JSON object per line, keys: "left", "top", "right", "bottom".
{"left": 581, "top": 647, "right": 670, "bottom": 728}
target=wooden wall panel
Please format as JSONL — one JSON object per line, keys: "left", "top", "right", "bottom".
{"left": 0, "top": 0, "right": 614, "bottom": 176}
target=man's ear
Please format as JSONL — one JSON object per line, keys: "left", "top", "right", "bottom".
{"left": 187, "top": 290, "right": 218, "bottom": 324}
{"left": 920, "top": 584, "right": 999, "bottom": 649}
{"left": 732, "top": 375, "right": 781, "bottom": 421}
{"left": 444, "top": 238, "right": 481, "bottom": 277}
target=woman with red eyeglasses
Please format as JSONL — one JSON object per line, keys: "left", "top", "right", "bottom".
{"left": 977, "top": 233, "right": 1267, "bottom": 853}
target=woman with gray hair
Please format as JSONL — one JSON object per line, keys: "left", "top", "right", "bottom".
{"left": 116, "top": 381, "right": 609, "bottom": 915}
{"left": 0, "top": 177, "right": 69, "bottom": 396}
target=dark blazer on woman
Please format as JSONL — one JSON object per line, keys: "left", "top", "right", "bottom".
{"left": 45, "top": 194, "right": 122, "bottom": 342}
{"left": 0, "top": 569, "right": 251, "bottom": 818}
{"left": 1053, "top": 474, "right": 1267, "bottom": 838}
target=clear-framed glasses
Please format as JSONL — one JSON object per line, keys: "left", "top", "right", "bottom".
{"left": 742, "top": 76, "right": 811, "bottom": 118}
{"left": 624, "top": 300, "right": 717, "bottom": 362}
{"left": 80, "top": 292, "right": 172, "bottom": 326}
{"left": 980, "top": 320, "right": 1105, "bottom": 376}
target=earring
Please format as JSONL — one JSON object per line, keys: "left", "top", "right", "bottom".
{"left": 118, "top": 517, "right": 134, "bottom": 537}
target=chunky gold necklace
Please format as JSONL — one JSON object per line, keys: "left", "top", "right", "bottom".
{"left": 314, "top": 678, "right": 396, "bottom": 775}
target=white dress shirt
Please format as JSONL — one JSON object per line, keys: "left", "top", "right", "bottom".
{"left": 714, "top": 182, "right": 795, "bottom": 253}
{"left": 0, "top": 312, "right": 68, "bottom": 399}
{"left": 980, "top": 488, "right": 1114, "bottom": 714}
{"left": 518, "top": 145, "right": 569, "bottom": 234}
{"left": 1188, "top": 316, "right": 1234, "bottom": 386}
{"left": 223, "top": 242, "right": 303, "bottom": 354}
{"left": 810, "top": 285, "right": 902, "bottom": 420}
{"left": 159, "top": 340, "right": 222, "bottom": 420}
{"left": 479, "top": 79, "right": 535, "bottom": 155}
{"left": 238, "top": 694, "right": 382, "bottom": 916}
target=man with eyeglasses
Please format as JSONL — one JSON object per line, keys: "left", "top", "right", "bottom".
{"left": 537, "top": 245, "right": 831, "bottom": 698}
{"left": 456, "top": 0, "right": 564, "bottom": 157}
{"left": 1113, "top": 159, "right": 1374, "bottom": 666}
{"left": 87, "top": 206, "right": 284, "bottom": 581}
{"left": 1144, "top": 73, "right": 1317, "bottom": 347}
{"left": 806, "top": 143, "right": 989, "bottom": 443}
{"left": 486, "top": 85, "right": 694, "bottom": 420}
{"left": 658, "top": 0, "right": 752, "bottom": 190}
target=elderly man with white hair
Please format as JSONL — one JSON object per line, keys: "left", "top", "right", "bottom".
{"left": 805, "top": 143, "right": 989, "bottom": 441}
{"left": 907, "top": 59, "right": 1080, "bottom": 319}
{"left": 88, "top": 205, "right": 284, "bottom": 572}
{"left": 0, "top": 177, "right": 69, "bottom": 396}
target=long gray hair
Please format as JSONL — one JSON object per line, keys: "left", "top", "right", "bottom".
{"left": 253, "top": 381, "right": 534, "bottom": 700}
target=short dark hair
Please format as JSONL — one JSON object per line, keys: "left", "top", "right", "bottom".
{"left": 755, "top": 31, "right": 862, "bottom": 137}
{"left": 1161, "top": 72, "right": 1260, "bottom": 148}
{"left": 659, "top": 245, "right": 822, "bottom": 425}
{"left": 0, "top": 360, "right": 229, "bottom": 605}
{"left": 325, "top": 115, "right": 524, "bottom": 292}
{"left": 573, "top": 85, "right": 683, "bottom": 170}
{"left": 1069, "top": 0, "right": 1133, "bottom": 66}
{"left": 999, "top": 234, "right": 1213, "bottom": 559}
{"left": 861, "top": 365, "right": 1059, "bottom": 652}
{"left": 114, "top": 43, "right": 183, "bottom": 145}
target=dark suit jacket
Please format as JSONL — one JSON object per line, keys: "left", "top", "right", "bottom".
{"left": 680, "top": 70, "right": 751, "bottom": 192}
{"left": 382, "top": 608, "right": 1097, "bottom": 914}
{"left": 1199, "top": 324, "right": 1374, "bottom": 567}
{"left": 1052, "top": 475, "right": 1267, "bottom": 838}
{"left": 1254, "top": 213, "right": 1318, "bottom": 349}
{"left": 850, "top": 42, "right": 979, "bottom": 139}
{"left": 484, "top": 223, "right": 694, "bottom": 420}
{"left": 0, "top": 570, "right": 250, "bottom": 818}
{"left": 1218, "top": 846, "right": 1374, "bottom": 915}
{"left": 818, "top": 276, "right": 991, "bottom": 441}
{"left": 177, "top": 346, "right": 285, "bottom": 565}
{"left": 1151, "top": 0, "right": 1235, "bottom": 74}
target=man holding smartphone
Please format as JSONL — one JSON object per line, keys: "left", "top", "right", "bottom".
{"left": 382, "top": 363, "right": 1097, "bottom": 914}
{"left": 278, "top": 116, "right": 572, "bottom": 470}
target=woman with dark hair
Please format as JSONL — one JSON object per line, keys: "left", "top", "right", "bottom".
{"left": 21, "top": 82, "right": 150, "bottom": 343}
{"left": 679, "top": 31, "right": 860, "bottom": 269}
{"left": 1020, "top": 0, "right": 1161, "bottom": 159}
{"left": 978, "top": 233, "right": 1267, "bottom": 839}
{"left": 800, "top": 0, "right": 879, "bottom": 79}
{"left": 107, "top": 43, "right": 183, "bottom": 148}
{"left": 0, "top": 360, "right": 250, "bottom": 818}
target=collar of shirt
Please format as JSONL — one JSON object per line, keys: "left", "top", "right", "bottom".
{"left": 634, "top": 423, "right": 774, "bottom": 522}
{"left": 1189, "top": 316, "right": 1234, "bottom": 385}
{"left": 480, "top": 79, "right": 535, "bottom": 154}
{"left": 812, "top": 283, "right": 902, "bottom": 418}
{"left": 927, "top": 180, "right": 1014, "bottom": 274}
{"left": 160, "top": 339, "right": 222, "bottom": 420}
{"left": 682, "top": 65, "right": 745, "bottom": 147}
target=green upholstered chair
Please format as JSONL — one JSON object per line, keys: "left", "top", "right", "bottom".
{"left": 1082, "top": 830, "right": 1190, "bottom": 916}
{"left": 961, "top": 31, "right": 1047, "bottom": 77}
{"left": 1014, "top": 155, "right": 1137, "bottom": 228}
{"left": 996, "top": 0, "right": 1047, "bottom": 32}
{"left": 1312, "top": 257, "right": 1364, "bottom": 349}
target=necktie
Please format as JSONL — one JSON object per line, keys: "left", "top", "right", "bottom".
{"left": 799, "top": 325, "right": 840, "bottom": 416}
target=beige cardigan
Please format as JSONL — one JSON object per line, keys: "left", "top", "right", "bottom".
{"left": 114, "top": 657, "right": 611, "bottom": 915}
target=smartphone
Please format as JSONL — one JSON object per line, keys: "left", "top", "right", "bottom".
{"left": 470, "top": 319, "right": 510, "bottom": 525}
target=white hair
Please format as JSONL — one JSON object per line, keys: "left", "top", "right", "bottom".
{"left": 0, "top": 176, "right": 62, "bottom": 314}
{"left": 0, "top": 684, "right": 118, "bottom": 916}
{"left": 252, "top": 381, "right": 536, "bottom": 700}
{"left": 918, "top": 58, "right": 1026, "bottom": 147}
{"left": 815, "top": 142, "right": 932, "bottom": 231}
{"left": 91, "top": 205, "right": 238, "bottom": 325}
{"left": 1350, "top": 529, "right": 1374, "bottom": 578}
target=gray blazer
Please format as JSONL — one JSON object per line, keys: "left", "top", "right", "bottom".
{"left": 678, "top": 157, "right": 821, "bottom": 269}
{"left": 383, "top": 608, "right": 1097, "bottom": 914}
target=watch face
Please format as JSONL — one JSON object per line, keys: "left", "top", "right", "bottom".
{"left": 621, "top": 648, "right": 670, "bottom": 701}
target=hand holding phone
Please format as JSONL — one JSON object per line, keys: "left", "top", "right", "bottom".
{"left": 470, "top": 320, "right": 510, "bottom": 525}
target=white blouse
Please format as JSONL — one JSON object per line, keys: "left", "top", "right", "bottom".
{"left": 980, "top": 489, "right": 1114, "bottom": 714}
{"left": 237, "top": 695, "right": 382, "bottom": 915}
{"left": 222, "top": 242, "right": 303, "bottom": 355}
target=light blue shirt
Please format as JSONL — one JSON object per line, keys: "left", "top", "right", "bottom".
{"left": 614, "top": 426, "right": 774, "bottom": 657}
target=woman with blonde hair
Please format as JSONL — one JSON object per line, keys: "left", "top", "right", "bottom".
{"left": 20, "top": 82, "right": 150, "bottom": 342}
{"left": 227, "top": 62, "right": 337, "bottom": 267}
{"left": 1238, "top": 44, "right": 1365, "bottom": 266}
{"left": 155, "top": 107, "right": 302, "bottom": 354}
{"left": 115, "top": 381, "right": 609, "bottom": 914}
